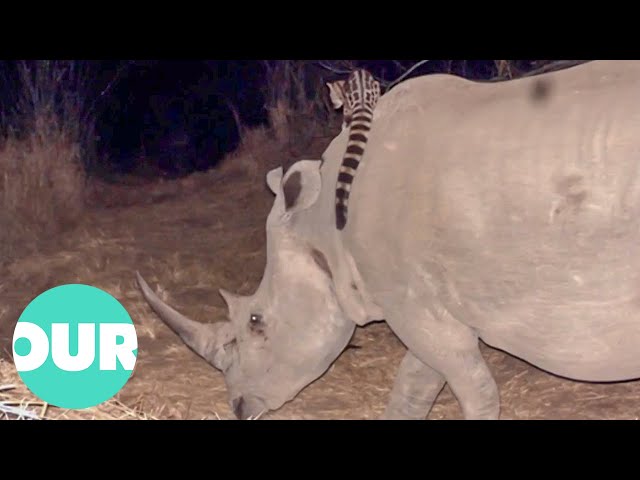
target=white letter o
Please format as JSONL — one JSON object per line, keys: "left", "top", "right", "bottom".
{"left": 13, "top": 322, "right": 49, "bottom": 372}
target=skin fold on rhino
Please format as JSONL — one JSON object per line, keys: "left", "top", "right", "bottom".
{"left": 137, "top": 60, "right": 640, "bottom": 419}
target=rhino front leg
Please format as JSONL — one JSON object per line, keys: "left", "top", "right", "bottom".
{"left": 388, "top": 302, "right": 500, "bottom": 420}
{"left": 437, "top": 344, "right": 500, "bottom": 419}
{"left": 381, "top": 350, "right": 446, "bottom": 420}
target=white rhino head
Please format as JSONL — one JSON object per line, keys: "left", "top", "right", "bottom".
{"left": 137, "top": 160, "right": 358, "bottom": 419}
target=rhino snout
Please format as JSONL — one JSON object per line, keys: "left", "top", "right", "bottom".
{"left": 231, "top": 395, "right": 266, "bottom": 420}
{"left": 231, "top": 396, "right": 246, "bottom": 419}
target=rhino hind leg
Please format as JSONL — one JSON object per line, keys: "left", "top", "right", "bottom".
{"left": 381, "top": 350, "right": 446, "bottom": 420}
{"left": 386, "top": 297, "right": 500, "bottom": 420}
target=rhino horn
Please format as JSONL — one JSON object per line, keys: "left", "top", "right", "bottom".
{"left": 136, "top": 271, "right": 235, "bottom": 371}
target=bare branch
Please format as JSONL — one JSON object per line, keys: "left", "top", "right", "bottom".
{"left": 519, "top": 60, "right": 589, "bottom": 78}
{"left": 485, "top": 60, "right": 590, "bottom": 82}
{"left": 315, "top": 61, "right": 355, "bottom": 75}
{"left": 84, "top": 60, "right": 136, "bottom": 121}
{"left": 385, "top": 60, "right": 431, "bottom": 92}
{"left": 391, "top": 60, "right": 408, "bottom": 73}
{"left": 494, "top": 60, "right": 513, "bottom": 79}
{"left": 220, "top": 96, "right": 245, "bottom": 139}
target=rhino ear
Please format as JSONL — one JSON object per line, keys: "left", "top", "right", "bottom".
{"left": 280, "top": 160, "right": 322, "bottom": 215}
{"left": 266, "top": 166, "right": 284, "bottom": 195}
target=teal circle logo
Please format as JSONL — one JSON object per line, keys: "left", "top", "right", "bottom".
{"left": 12, "top": 284, "right": 138, "bottom": 409}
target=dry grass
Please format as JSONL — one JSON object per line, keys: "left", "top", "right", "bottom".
{"left": 214, "top": 121, "right": 332, "bottom": 188}
{"left": 0, "top": 358, "right": 159, "bottom": 420}
{"left": 215, "top": 125, "right": 280, "bottom": 181}
{"left": 0, "top": 133, "right": 86, "bottom": 260}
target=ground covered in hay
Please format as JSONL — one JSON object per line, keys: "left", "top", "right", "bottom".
{"left": 2, "top": 163, "right": 640, "bottom": 420}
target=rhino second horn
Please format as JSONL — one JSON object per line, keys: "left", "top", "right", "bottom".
{"left": 219, "top": 288, "right": 242, "bottom": 318}
{"left": 136, "top": 271, "right": 234, "bottom": 371}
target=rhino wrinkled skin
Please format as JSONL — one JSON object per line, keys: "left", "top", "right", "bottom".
{"left": 137, "top": 60, "right": 640, "bottom": 419}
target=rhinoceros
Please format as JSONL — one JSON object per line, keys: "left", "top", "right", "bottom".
{"left": 136, "top": 60, "right": 640, "bottom": 419}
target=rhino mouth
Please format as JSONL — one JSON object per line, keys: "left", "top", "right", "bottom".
{"left": 231, "top": 395, "right": 267, "bottom": 420}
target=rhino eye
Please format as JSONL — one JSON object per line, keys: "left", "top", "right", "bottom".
{"left": 249, "top": 313, "right": 265, "bottom": 334}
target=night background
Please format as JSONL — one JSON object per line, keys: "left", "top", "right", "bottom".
{"left": 0, "top": 60, "right": 564, "bottom": 178}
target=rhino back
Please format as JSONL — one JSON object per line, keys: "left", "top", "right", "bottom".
{"left": 340, "top": 61, "right": 640, "bottom": 381}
